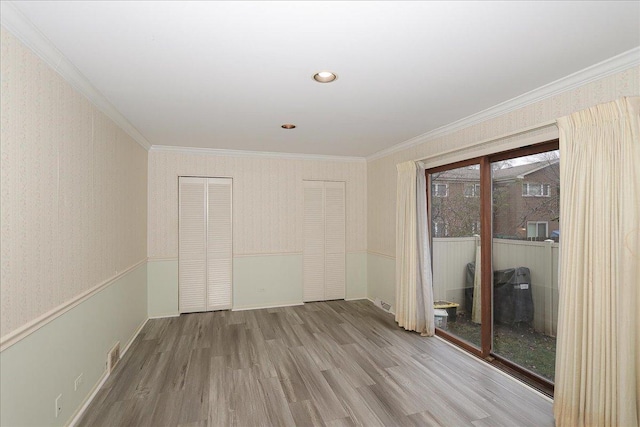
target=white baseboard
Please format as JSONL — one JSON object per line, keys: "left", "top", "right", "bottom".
{"left": 148, "top": 313, "right": 180, "bottom": 319}
{"left": 345, "top": 297, "right": 368, "bottom": 301}
{"left": 68, "top": 369, "right": 109, "bottom": 427}
{"left": 232, "top": 301, "right": 303, "bottom": 311}
{"left": 68, "top": 316, "right": 148, "bottom": 427}
{"left": 121, "top": 318, "right": 149, "bottom": 356}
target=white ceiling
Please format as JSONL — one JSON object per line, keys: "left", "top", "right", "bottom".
{"left": 8, "top": 1, "right": 640, "bottom": 157}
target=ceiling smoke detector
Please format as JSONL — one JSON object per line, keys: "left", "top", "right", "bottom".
{"left": 313, "top": 71, "right": 337, "bottom": 83}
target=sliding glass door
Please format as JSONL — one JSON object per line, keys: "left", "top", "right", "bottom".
{"left": 427, "top": 140, "right": 559, "bottom": 393}
{"left": 429, "top": 161, "right": 482, "bottom": 348}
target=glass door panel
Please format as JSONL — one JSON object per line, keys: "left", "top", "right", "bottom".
{"left": 429, "top": 164, "right": 481, "bottom": 348}
{"left": 490, "top": 150, "right": 559, "bottom": 381}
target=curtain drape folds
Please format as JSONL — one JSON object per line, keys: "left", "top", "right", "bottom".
{"left": 554, "top": 97, "right": 640, "bottom": 427}
{"left": 395, "top": 161, "right": 435, "bottom": 336}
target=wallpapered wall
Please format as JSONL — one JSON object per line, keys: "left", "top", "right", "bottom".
{"left": 148, "top": 151, "right": 367, "bottom": 258}
{"left": 0, "top": 28, "right": 148, "bottom": 338}
{"left": 367, "top": 66, "right": 640, "bottom": 259}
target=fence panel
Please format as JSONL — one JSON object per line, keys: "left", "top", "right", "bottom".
{"left": 432, "top": 237, "right": 559, "bottom": 336}
{"left": 492, "top": 239, "right": 557, "bottom": 334}
{"left": 432, "top": 237, "right": 477, "bottom": 309}
{"left": 551, "top": 244, "right": 560, "bottom": 336}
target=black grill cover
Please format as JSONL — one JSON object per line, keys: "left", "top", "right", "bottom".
{"left": 464, "top": 263, "right": 534, "bottom": 324}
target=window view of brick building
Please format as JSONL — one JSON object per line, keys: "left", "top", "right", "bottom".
{"left": 430, "top": 167, "right": 481, "bottom": 238}
{"left": 430, "top": 154, "right": 559, "bottom": 241}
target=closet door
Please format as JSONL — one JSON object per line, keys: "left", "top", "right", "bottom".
{"left": 179, "top": 177, "right": 207, "bottom": 313}
{"left": 206, "top": 178, "right": 232, "bottom": 310}
{"left": 303, "top": 181, "right": 325, "bottom": 302}
{"left": 303, "top": 180, "right": 345, "bottom": 302}
{"left": 324, "top": 182, "right": 345, "bottom": 300}
{"left": 179, "top": 176, "right": 232, "bottom": 313}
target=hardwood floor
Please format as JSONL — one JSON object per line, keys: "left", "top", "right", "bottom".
{"left": 77, "top": 300, "right": 554, "bottom": 426}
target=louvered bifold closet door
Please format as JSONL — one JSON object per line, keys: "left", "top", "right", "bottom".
{"left": 207, "top": 178, "right": 233, "bottom": 311}
{"left": 324, "top": 181, "right": 346, "bottom": 300}
{"left": 303, "top": 181, "right": 326, "bottom": 302}
{"left": 179, "top": 177, "right": 207, "bottom": 313}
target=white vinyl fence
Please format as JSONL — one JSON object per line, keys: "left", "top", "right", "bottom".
{"left": 432, "top": 237, "right": 559, "bottom": 336}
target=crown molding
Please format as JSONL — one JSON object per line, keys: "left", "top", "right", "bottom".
{"left": 149, "top": 145, "right": 366, "bottom": 163}
{"left": 367, "top": 46, "right": 640, "bottom": 162}
{"left": 1, "top": 1, "right": 152, "bottom": 151}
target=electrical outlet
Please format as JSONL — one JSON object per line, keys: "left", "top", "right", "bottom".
{"left": 55, "top": 394, "right": 62, "bottom": 418}
{"left": 74, "top": 373, "right": 83, "bottom": 391}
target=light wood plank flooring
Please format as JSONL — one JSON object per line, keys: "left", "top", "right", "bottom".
{"left": 78, "top": 300, "right": 554, "bottom": 426}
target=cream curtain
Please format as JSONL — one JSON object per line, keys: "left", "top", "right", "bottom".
{"left": 554, "top": 97, "right": 640, "bottom": 427}
{"left": 395, "top": 161, "right": 435, "bottom": 336}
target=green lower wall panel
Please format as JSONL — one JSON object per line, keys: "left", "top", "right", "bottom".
{"left": 147, "top": 259, "right": 179, "bottom": 317}
{"left": 0, "top": 263, "right": 147, "bottom": 427}
{"left": 148, "top": 253, "right": 367, "bottom": 313}
{"left": 346, "top": 252, "right": 367, "bottom": 300}
{"left": 367, "top": 252, "right": 396, "bottom": 311}
{"left": 232, "top": 254, "right": 304, "bottom": 309}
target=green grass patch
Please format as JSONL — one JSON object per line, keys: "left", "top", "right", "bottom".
{"left": 444, "top": 312, "right": 556, "bottom": 381}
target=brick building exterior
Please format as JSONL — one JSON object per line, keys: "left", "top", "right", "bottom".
{"left": 430, "top": 160, "right": 560, "bottom": 240}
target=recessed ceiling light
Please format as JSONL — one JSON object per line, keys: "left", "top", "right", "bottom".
{"left": 281, "top": 124, "right": 296, "bottom": 129}
{"left": 313, "top": 71, "right": 337, "bottom": 83}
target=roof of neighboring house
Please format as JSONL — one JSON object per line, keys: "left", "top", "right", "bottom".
{"left": 431, "top": 167, "right": 479, "bottom": 182}
{"left": 493, "top": 160, "right": 559, "bottom": 181}
{"left": 432, "top": 160, "right": 558, "bottom": 183}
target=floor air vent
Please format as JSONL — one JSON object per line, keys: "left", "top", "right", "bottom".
{"left": 107, "top": 342, "right": 120, "bottom": 373}
{"left": 374, "top": 298, "right": 392, "bottom": 312}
